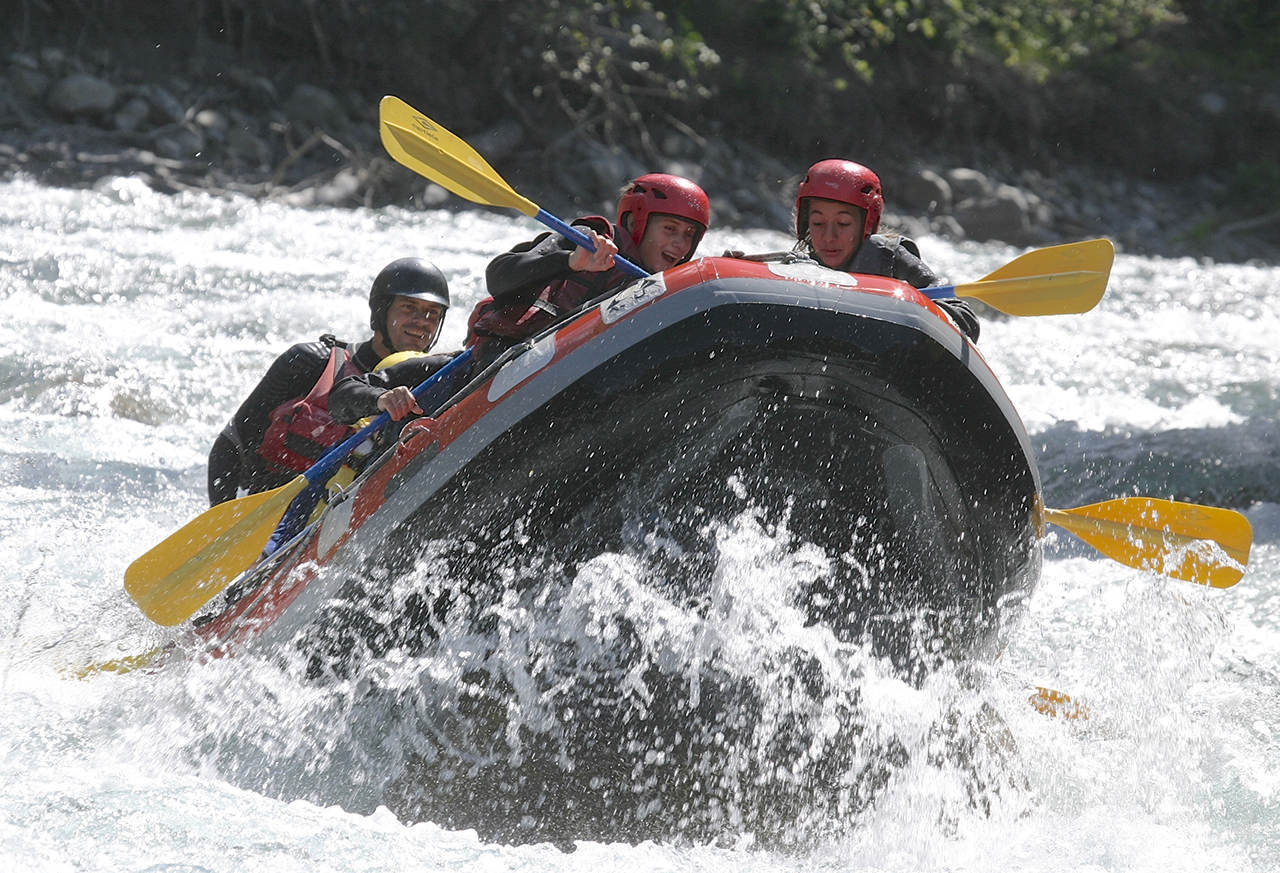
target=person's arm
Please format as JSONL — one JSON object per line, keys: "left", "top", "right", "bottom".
{"left": 329, "top": 354, "right": 454, "bottom": 424}
{"left": 228, "top": 342, "right": 331, "bottom": 451}
{"left": 327, "top": 372, "right": 385, "bottom": 424}
{"left": 889, "top": 237, "right": 981, "bottom": 343}
{"left": 485, "top": 232, "right": 575, "bottom": 305}
{"left": 207, "top": 430, "right": 243, "bottom": 505}
{"left": 486, "top": 221, "right": 618, "bottom": 304}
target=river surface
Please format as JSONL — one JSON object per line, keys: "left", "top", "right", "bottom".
{"left": 1, "top": 174, "right": 1279, "bottom": 871}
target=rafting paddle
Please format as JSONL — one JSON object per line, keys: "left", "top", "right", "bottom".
{"left": 1043, "top": 496, "right": 1252, "bottom": 588}
{"left": 923, "top": 238, "right": 1115, "bottom": 316}
{"left": 379, "top": 95, "right": 649, "bottom": 280}
{"left": 124, "top": 348, "right": 475, "bottom": 626}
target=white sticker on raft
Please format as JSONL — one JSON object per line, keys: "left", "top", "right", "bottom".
{"left": 317, "top": 493, "right": 355, "bottom": 561}
{"left": 767, "top": 262, "right": 860, "bottom": 286}
{"left": 601, "top": 274, "right": 667, "bottom": 324}
{"left": 488, "top": 335, "right": 557, "bottom": 401}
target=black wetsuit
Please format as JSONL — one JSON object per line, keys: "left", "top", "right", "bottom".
{"left": 207, "top": 337, "right": 384, "bottom": 505}
{"left": 802, "top": 234, "right": 981, "bottom": 342}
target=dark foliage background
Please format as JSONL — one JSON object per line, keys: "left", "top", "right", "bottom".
{"left": 3, "top": 0, "right": 1279, "bottom": 226}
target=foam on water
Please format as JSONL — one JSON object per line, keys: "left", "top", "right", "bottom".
{"left": 3, "top": 176, "right": 1280, "bottom": 870}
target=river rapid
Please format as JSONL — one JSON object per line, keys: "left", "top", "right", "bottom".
{"left": 1, "top": 174, "right": 1279, "bottom": 871}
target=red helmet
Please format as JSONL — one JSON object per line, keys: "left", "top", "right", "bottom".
{"left": 795, "top": 159, "right": 883, "bottom": 241}
{"left": 617, "top": 173, "right": 710, "bottom": 258}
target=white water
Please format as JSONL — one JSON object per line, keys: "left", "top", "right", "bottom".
{"left": 2, "top": 174, "right": 1278, "bottom": 870}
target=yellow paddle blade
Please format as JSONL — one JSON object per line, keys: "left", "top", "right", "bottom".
{"left": 1044, "top": 497, "right": 1252, "bottom": 588}
{"left": 379, "top": 95, "right": 539, "bottom": 217}
{"left": 953, "top": 270, "right": 1109, "bottom": 316}
{"left": 955, "top": 238, "right": 1116, "bottom": 316}
{"left": 380, "top": 95, "right": 505, "bottom": 189}
{"left": 980, "top": 238, "right": 1115, "bottom": 283}
{"left": 66, "top": 645, "right": 171, "bottom": 679}
{"left": 1029, "top": 686, "right": 1090, "bottom": 720}
{"left": 124, "top": 476, "right": 308, "bottom": 626}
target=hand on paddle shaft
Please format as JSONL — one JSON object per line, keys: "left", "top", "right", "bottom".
{"left": 567, "top": 227, "right": 620, "bottom": 273}
{"left": 124, "top": 348, "right": 475, "bottom": 627}
{"left": 377, "top": 386, "right": 423, "bottom": 421}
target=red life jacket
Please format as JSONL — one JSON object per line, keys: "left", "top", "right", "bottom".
{"left": 468, "top": 217, "right": 643, "bottom": 343}
{"left": 257, "top": 341, "right": 362, "bottom": 474}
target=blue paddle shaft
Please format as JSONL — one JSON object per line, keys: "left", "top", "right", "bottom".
{"left": 922, "top": 285, "right": 959, "bottom": 300}
{"left": 534, "top": 209, "right": 649, "bottom": 280}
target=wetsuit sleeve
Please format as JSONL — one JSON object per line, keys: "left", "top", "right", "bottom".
{"left": 329, "top": 354, "right": 456, "bottom": 424}
{"left": 227, "top": 342, "right": 331, "bottom": 451}
{"left": 892, "top": 237, "right": 981, "bottom": 343}
{"left": 485, "top": 232, "right": 575, "bottom": 306}
{"left": 888, "top": 237, "right": 944, "bottom": 288}
{"left": 932, "top": 298, "right": 981, "bottom": 343}
{"left": 207, "top": 430, "right": 242, "bottom": 505}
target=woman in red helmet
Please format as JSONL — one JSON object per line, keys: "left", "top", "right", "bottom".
{"left": 466, "top": 173, "right": 711, "bottom": 368}
{"left": 795, "top": 159, "right": 979, "bottom": 341}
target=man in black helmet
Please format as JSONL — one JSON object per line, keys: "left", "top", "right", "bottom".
{"left": 206, "top": 258, "right": 453, "bottom": 505}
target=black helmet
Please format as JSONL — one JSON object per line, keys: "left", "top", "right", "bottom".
{"left": 369, "top": 258, "right": 450, "bottom": 335}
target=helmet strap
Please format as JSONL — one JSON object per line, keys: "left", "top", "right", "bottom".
{"left": 424, "top": 322, "right": 442, "bottom": 352}
{"left": 372, "top": 330, "right": 395, "bottom": 360}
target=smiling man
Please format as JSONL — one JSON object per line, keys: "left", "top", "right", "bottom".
{"left": 466, "top": 173, "right": 710, "bottom": 368}
{"left": 206, "top": 258, "right": 453, "bottom": 505}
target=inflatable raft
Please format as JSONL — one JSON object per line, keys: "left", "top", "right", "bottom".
{"left": 191, "top": 255, "right": 1042, "bottom": 676}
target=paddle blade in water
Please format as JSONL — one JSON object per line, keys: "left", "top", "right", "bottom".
{"left": 124, "top": 476, "right": 307, "bottom": 625}
{"left": 1029, "top": 686, "right": 1090, "bottom": 720}
{"left": 1044, "top": 496, "right": 1252, "bottom": 588}
{"left": 66, "top": 645, "right": 172, "bottom": 679}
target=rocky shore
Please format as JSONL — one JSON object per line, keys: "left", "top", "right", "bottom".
{"left": 4, "top": 44, "right": 1277, "bottom": 266}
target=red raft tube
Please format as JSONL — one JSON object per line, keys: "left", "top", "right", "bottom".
{"left": 192, "top": 256, "right": 1042, "bottom": 675}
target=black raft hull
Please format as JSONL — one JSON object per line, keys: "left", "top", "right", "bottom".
{"left": 413, "top": 294, "right": 1029, "bottom": 665}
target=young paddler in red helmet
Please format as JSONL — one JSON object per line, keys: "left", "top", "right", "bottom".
{"left": 464, "top": 173, "right": 711, "bottom": 370}
{"left": 795, "top": 159, "right": 980, "bottom": 341}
